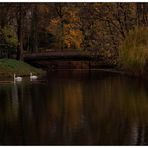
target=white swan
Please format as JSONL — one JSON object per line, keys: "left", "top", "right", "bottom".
{"left": 14, "top": 73, "right": 22, "bottom": 82}
{"left": 30, "top": 73, "right": 38, "bottom": 80}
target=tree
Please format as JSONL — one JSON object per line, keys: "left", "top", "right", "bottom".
{"left": 30, "top": 4, "right": 39, "bottom": 53}
{"left": 0, "top": 3, "right": 14, "bottom": 28}
{"left": 0, "top": 25, "right": 18, "bottom": 58}
{"left": 16, "top": 4, "right": 24, "bottom": 60}
{"left": 0, "top": 2, "right": 147, "bottom": 61}
{"left": 54, "top": 3, "right": 66, "bottom": 51}
{"left": 136, "top": 3, "right": 148, "bottom": 26}
{"left": 48, "top": 3, "right": 83, "bottom": 50}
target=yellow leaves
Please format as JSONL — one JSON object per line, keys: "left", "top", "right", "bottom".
{"left": 51, "top": 18, "right": 60, "bottom": 25}
{"left": 48, "top": 18, "right": 61, "bottom": 35}
{"left": 65, "top": 7, "right": 80, "bottom": 23}
{"left": 50, "top": 18, "right": 60, "bottom": 28}
{"left": 47, "top": 6, "right": 83, "bottom": 49}
{"left": 65, "top": 39, "right": 71, "bottom": 48}
{"left": 64, "top": 28, "right": 83, "bottom": 49}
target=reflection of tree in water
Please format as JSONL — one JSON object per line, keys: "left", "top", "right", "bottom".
{"left": 130, "top": 122, "right": 145, "bottom": 145}
{"left": 62, "top": 81, "right": 84, "bottom": 144}
{"left": 0, "top": 85, "right": 12, "bottom": 144}
{"left": 1, "top": 73, "right": 148, "bottom": 145}
{"left": 11, "top": 83, "right": 19, "bottom": 118}
{"left": 24, "top": 76, "right": 148, "bottom": 145}
{"left": 79, "top": 76, "right": 148, "bottom": 145}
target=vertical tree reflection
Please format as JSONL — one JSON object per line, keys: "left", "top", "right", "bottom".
{"left": 1, "top": 72, "right": 148, "bottom": 145}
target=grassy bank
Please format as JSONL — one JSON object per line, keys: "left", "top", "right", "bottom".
{"left": 119, "top": 27, "right": 148, "bottom": 77}
{"left": 0, "top": 58, "right": 45, "bottom": 77}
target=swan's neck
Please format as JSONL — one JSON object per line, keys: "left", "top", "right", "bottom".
{"left": 14, "top": 74, "right": 16, "bottom": 83}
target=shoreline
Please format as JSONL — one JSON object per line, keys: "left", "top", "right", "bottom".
{"left": 0, "top": 58, "right": 46, "bottom": 78}
{"left": 0, "top": 57, "right": 147, "bottom": 81}
{"left": 0, "top": 67, "right": 145, "bottom": 78}
{"left": 47, "top": 68, "right": 148, "bottom": 80}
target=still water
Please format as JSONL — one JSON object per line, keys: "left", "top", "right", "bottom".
{"left": 0, "top": 70, "right": 148, "bottom": 145}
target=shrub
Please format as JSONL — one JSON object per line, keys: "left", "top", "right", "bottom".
{"left": 0, "top": 25, "right": 18, "bottom": 56}
{"left": 119, "top": 27, "right": 148, "bottom": 75}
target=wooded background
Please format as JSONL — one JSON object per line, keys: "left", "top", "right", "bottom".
{"left": 0, "top": 3, "right": 147, "bottom": 60}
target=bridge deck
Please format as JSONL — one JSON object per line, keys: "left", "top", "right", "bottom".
{"left": 24, "top": 51, "right": 117, "bottom": 69}
{"left": 24, "top": 51, "right": 103, "bottom": 61}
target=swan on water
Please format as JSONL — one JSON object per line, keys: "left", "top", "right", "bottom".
{"left": 30, "top": 73, "right": 38, "bottom": 80}
{"left": 14, "top": 73, "right": 22, "bottom": 82}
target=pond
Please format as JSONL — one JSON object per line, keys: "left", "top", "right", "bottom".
{"left": 0, "top": 70, "right": 148, "bottom": 145}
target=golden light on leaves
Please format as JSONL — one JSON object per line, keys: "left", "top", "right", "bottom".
{"left": 64, "top": 28, "right": 83, "bottom": 49}
{"left": 47, "top": 4, "right": 83, "bottom": 49}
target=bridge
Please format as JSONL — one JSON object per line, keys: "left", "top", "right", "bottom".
{"left": 24, "top": 51, "right": 115, "bottom": 69}
{"left": 24, "top": 51, "right": 103, "bottom": 61}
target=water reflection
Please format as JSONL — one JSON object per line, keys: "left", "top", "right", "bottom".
{"left": 0, "top": 70, "right": 148, "bottom": 145}
{"left": 11, "top": 83, "right": 19, "bottom": 118}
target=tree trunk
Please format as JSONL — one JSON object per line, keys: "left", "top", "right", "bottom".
{"left": 30, "top": 4, "right": 38, "bottom": 53}
{"left": 16, "top": 4, "right": 23, "bottom": 60}
{"left": 61, "top": 20, "right": 64, "bottom": 51}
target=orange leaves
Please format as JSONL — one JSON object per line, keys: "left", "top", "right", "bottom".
{"left": 47, "top": 5, "right": 83, "bottom": 49}
{"left": 64, "top": 28, "right": 83, "bottom": 49}
{"left": 48, "top": 18, "right": 61, "bottom": 34}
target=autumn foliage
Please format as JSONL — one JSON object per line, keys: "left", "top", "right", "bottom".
{"left": 0, "top": 3, "right": 147, "bottom": 60}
